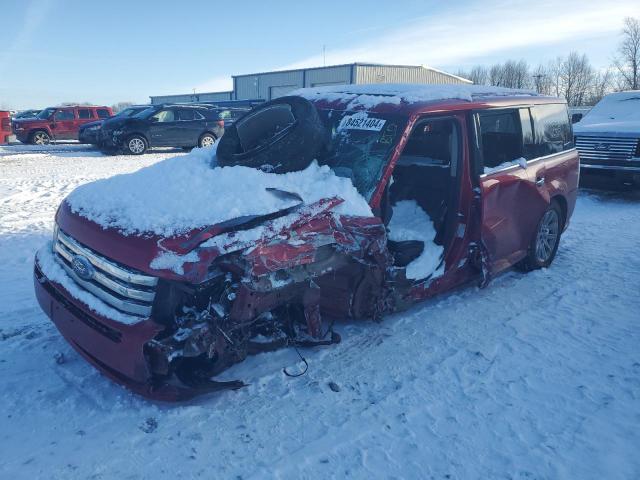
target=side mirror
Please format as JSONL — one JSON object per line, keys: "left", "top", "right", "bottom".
{"left": 571, "top": 113, "right": 583, "bottom": 124}
{"left": 149, "top": 117, "right": 158, "bottom": 123}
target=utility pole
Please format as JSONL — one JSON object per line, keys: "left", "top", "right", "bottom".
{"left": 323, "top": 45, "right": 326, "bottom": 67}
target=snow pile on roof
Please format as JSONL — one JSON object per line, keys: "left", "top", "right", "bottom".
{"left": 574, "top": 91, "right": 640, "bottom": 134}
{"left": 295, "top": 83, "right": 537, "bottom": 109}
{"left": 387, "top": 200, "right": 444, "bottom": 280}
{"left": 65, "top": 147, "right": 372, "bottom": 237}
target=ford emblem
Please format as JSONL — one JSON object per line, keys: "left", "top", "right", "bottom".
{"left": 594, "top": 143, "right": 610, "bottom": 151}
{"left": 72, "top": 255, "right": 95, "bottom": 281}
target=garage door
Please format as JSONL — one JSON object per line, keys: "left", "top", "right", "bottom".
{"left": 269, "top": 85, "right": 298, "bottom": 100}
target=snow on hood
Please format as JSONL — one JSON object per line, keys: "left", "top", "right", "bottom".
{"left": 65, "top": 146, "right": 372, "bottom": 237}
{"left": 294, "top": 83, "right": 538, "bottom": 109}
{"left": 574, "top": 91, "right": 640, "bottom": 134}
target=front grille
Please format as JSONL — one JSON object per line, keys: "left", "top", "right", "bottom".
{"left": 575, "top": 136, "right": 639, "bottom": 163}
{"left": 53, "top": 228, "right": 158, "bottom": 317}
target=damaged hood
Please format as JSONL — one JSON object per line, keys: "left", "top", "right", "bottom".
{"left": 56, "top": 193, "right": 370, "bottom": 283}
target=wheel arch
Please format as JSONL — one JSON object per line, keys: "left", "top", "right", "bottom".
{"left": 550, "top": 195, "right": 567, "bottom": 229}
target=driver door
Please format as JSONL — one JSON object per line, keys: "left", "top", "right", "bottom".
{"left": 51, "top": 109, "right": 77, "bottom": 139}
{"left": 148, "top": 108, "right": 179, "bottom": 146}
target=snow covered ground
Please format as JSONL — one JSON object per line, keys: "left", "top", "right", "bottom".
{"left": 0, "top": 144, "right": 639, "bottom": 479}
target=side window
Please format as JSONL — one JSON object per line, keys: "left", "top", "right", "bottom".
{"left": 398, "top": 119, "right": 455, "bottom": 168}
{"left": 96, "top": 109, "right": 110, "bottom": 119}
{"left": 519, "top": 108, "right": 536, "bottom": 160}
{"left": 530, "top": 104, "right": 573, "bottom": 156}
{"left": 54, "top": 110, "right": 75, "bottom": 121}
{"left": 177, "top": 109, "right": 196, "bottom": 121}
{"left": 477, "top": 109, "right": 523, "bottom": 169}
{"left": 78, "top": 109, "right": 92, "bottom": 119}
{"left": 151, "top": 109, "right": 175, "bottom": 122}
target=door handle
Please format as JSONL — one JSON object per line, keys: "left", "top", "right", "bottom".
{"left": 535, "top": 177, "right": 545, "bottom": 187}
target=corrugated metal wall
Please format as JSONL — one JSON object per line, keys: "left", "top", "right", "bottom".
{"left": 305, "top": 65, "right": 351, "bottom": 87}
{"left": 355, "top": 65, "right": 470, "bottom": 85}
{"left": 153, "top": 64, "right": 471, "bottom": 103}
{"left": 235, "top": 70, "right": 304, "bottom": 100}
{"left": 150, "top": 91, "right": 233, "bottom": 105}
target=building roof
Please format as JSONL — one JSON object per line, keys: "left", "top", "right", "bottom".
{"left": 231, "top": 62, "right": 471, "bottom": 82}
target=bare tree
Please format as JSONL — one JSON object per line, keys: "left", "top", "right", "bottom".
{"left": 558, "top": 52, "right": 594, "bottom": 106}
{"left": 468, "top": 65, "right": 489, "bottom": 85}
{"left": 613, "top": 17, "right": 640, "bottom": 90}
{"left": 489, "top": 64, "right": 505, "bottom": 86}
{"left": 111, "top": 101, "right": 135, "bottom": 113}
{"left": 532, "top": 64, "right": 553, "bottom": 95}
{"left": 588, "top": 69, "right": 613, "bottom": 104}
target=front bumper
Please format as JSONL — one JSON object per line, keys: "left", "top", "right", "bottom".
{"left": 78, "top": 130, "right": 99, "bottom": 144}
{"left": 34, "top": 256, "right": 198, "bottom": 401}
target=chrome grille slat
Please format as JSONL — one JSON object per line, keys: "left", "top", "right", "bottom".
{"left": 57, "top": 230, "right": 158, "bottom": 287}
{"left": 53, "top": 228, "right": 157, "bottom": 318}
{"left": 575, "top": 136, "right": 639, "bottom": 163}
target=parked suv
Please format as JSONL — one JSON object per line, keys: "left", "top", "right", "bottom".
{"left": 100, "top": 104, "right": 226, "bottom": 154}
{"left": 34, "top": 85, "right": 578, "bottom": 400}
{"left": 574, "top": 91, "right": 640, "bottom": 185}
{"left": 78, "top": 105, "right": 149, "bottom": 145}
{"left": 12, "top": 105, "right": 113, "bottom": 144}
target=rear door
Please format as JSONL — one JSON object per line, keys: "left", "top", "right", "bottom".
{"left": 51, "top": 109, "right": 77, "bottom": 139}
{"left": 476, "top": 107, "right": 547, "bottom": 274}
{"left": 76, "top": 108, "right": 95, "bottom": 135}
{"left": 175, "top": 108, "right": 205, "bottom": 146}
{"left": 147, "top": 108, "right": 179, "bottom": 146}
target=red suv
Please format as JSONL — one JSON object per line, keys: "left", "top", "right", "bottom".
{"left": 33, "top": 86, "right": 579, "bottom": 400}
{"left": 13, "top": 105, "right": 113, "bottom": 144}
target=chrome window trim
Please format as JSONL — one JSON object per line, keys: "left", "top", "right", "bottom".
{"left": 580, "top": 164, "right": 640, "bottom": 172}
{"left": 479, "top": 148, "right": 577, "bottom": 179}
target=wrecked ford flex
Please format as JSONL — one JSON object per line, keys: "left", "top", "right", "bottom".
{"left": 34, "top": 85, "right": 579, "bottom": 400}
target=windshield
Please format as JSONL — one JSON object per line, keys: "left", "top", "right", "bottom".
{"left": 581, "top": 92, "right": 640, "bottom": 124}
{"left": 316, "top": 109, "right": 407, "bottom": 200}
{"left": 37, "top": 107, "right": 56, "bottom": 119}
{"left": 133, "top": 106, "right": 157, "bottom": 119}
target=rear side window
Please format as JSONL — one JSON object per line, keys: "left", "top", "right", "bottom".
{"left": 531, "top": 104, "right": 573, "bottom": 155}
{"left": 177, "top": 109, "right": 204, "bottom": 121}
{"left": 78, "top": 109, "right": 92, "bottom": 119}
{"left": 54, "top": 110, "right": 75, "bottom": 120}
{"left": 96, "top": 109, "right": 111, "bottom": 119}
{"left": 477, "top": 109, "right": 523, "bottom": 169}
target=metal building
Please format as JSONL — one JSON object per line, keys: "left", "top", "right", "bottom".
{"left": 150, "top": 63, "right": 471, "bottom": 105}
{"left": 149, "top": 91, "right": 233, "bottom": 105}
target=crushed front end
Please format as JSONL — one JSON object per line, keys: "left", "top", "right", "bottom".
{"left": 35, "top": 198, "right": 392, "bottom": 400}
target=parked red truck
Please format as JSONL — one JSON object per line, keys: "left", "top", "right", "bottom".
{"left": 0, "top": 110, "right": 12, "bottom": 144}
{"left": 12, "top": 105, "right": 113, "bottom": 144}
{"left": 34, "top": 85, "right": 579, "bottom": 400}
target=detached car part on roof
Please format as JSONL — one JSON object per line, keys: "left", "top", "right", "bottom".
{"left": 217, "top": 96, "right": 327, "bottom": 173}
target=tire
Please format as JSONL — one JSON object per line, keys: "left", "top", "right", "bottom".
{"left": 30, "top": 130, "right": 51, "bottom": 145}
{"left": 517, "top": 201, "right": 563, "bottom": 272}
{"left": 198, "top": 132, "right": 216, "bottom": 148}
{"left": 216, "top": 96, "right": 326, "bottom": 173}
{"left": 125, "top": 135, "right": 147, "bottom": 155}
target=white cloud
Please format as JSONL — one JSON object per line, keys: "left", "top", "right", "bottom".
{"left": 283, "top": 0, "right": 636, "bottom": 69}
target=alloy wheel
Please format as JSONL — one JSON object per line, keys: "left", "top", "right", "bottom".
{"left": 128, "top": 138, "right": 145, "bottom": 154}
{"left": 535, "top": 209, "right": 559, "bottom": 263}
{"left": 200, "top": 135, "right": 215, "bottom": 147}
{"left": 33, "top": 132, "right": 50, "bottom": 145}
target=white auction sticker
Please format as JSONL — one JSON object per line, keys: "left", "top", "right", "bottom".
{"left": 338, "top": 114, "right": 386, "bottom": 132}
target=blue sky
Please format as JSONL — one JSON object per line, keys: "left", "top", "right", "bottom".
{"left": 1, "top": 0, "right": 637, "bottom": 109}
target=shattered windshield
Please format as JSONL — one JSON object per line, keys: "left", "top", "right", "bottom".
{"left": 317, "top": 109, "right": 407, "bottom": 200}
